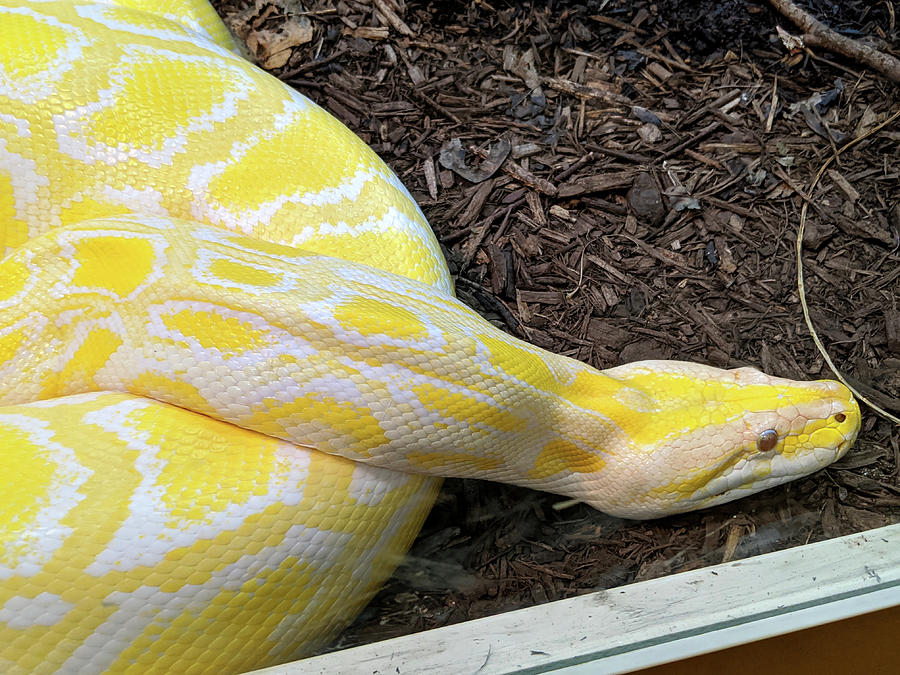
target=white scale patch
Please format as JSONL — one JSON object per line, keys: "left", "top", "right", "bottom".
{"left": 613, "top": 387, "right": 657, "bottom": 413}
{"left": 0, "top": 134, "right": 51, "bottom": 235}
{"left": 0, "top": 412, "right": 92, "bottom": 579}
{"left": 74, "top": 4, "right": 239, "bottom": 56}
{"left": 0, "top": 248, "right": 38, "bottom": 310}
{"left": 0, "top": 314, "right": 54, "bottom": 403}
{"left": 98, "top": 183, "right": 168, "bottom": 217}
{"left": 289, "top": 205, "right": 445, "bottom": 257}
{"left": 0, "top": 592, "right": 74, "bottom": 629}
{"left": 347, "top": 461, "right": 419, "bottom": 506}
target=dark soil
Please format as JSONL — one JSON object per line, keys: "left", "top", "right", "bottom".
{"left": 213, "top": 0, "right": 899, "bottom": 653}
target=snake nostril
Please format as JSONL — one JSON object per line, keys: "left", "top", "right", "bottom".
{"left": 835, "top": 413, "right": 846, "bottom": 423}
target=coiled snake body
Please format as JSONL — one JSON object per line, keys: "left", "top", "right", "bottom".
{"left": 0, "top": 1, "right": 860, "bottom": 672}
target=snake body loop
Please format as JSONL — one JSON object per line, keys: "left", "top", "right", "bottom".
{"left": 0, "top": 1, "right": 860, "bottom": 672}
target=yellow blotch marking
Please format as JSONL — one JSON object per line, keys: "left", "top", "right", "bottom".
{"left": 99, "top": 454, "right": 429, "bottom": 668}
{"left": 131, "top": 374, "right": 215, "bottom": 415}
{"left": 341, "top": 343, "right": 444, "bottom": 382}
{"left": 55, "top": 328, "right": 123, "bottom": 392}
{"left": 0, "top": 397, "right": 145, "bottom": 654}
{"left": 808, "top": 425, "right": 845, "bottom": 450}
{"left": 206, "top": 103, "right": 370, "bottom": 206}
{"left": 39, "top": 409, "right": 144, "bottom": 573}
{"left": 162, "top": 309, "right": 269, "bottom": 355}
{"left": 58, "top": 197, "right": 131, "bottom": 229}
{"left": 810, "top": 417, "right": 833, "bottom": 434}
{"left": 136, "top": 406, "right": 281, "bottom": 524}
{"left": 101, "top": 2, "right": 235, "bottom": 50}
{"left": 480, "top": 335, "right": 557, "bottom": 390}
{"left": 207, "top": 257, "right": 283, "bottom": 287}
{"left": 0, "top": 174, "right": 28, "bottom": 255}
{"left": 411, "top": 382, "right": 525, "bottom": 434}
{"left": 221, "top": 233, "right": 307, "bottom": 258}
{"left": 87, "top": 58, "right": 231, "bottom": 151}
{"left": 528, "top": 440, "right": 605, "bottom": 481}
{"left": 407, "top": 451, "right": 501, "bottom": 475}
{"left": 71, "top": 235, "right": 155, "bottom": 297}
{"left": 624, "top": 370, "right": 833, "bottom": 409}
{"left": 0, "top": 13, "right": 73, "bottom": 80}
{"left": 0, "top": 329, "right": 26, "bottom": 369}
{"left": 596, "top": 369, "right": 841, "bottom": 448}
{"left": 0, "top": 256, "right": 27, "bottom": 302}
{"left": 296, "top": 450, "right": 358, "bottom": 514}
{"left": 0, "top": 397, "right": 439, "bottom": 670}
{"left": 0, "top": 422, "right": 53, "bottom": 555}
{"left": 334, "top": 297, "right": 428, "bottom": 341}
{"left": 251, "top": 194, "right": 438, "bottom": 285}
{"left": 252, "top": 393, "right": 388, "bottom": 457}
{"left": 563, "top": 369, "right": 628, "bottom": 408}
{"left": 783, "top": 413, "right": 853, "bottom": 458}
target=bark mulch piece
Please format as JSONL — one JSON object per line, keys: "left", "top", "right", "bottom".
{"left": 212, "top": 0, "right": 899, "bottom": 652}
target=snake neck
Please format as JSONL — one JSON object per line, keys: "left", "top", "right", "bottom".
{"left": 0, "top": 218, "right": 858, "bottom": 517}
{"left": 0, "top": 218, "right": 613, "bottom": 479}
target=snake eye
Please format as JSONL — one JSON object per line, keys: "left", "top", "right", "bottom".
{"left": 757, "top": 429, "right": 779, "bottom": 452}
{"left": 835, "top": 413, "right": 846, "bottom": 423}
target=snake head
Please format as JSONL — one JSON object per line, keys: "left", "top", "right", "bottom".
{"left": 588, "top": 361, "right": 860, "bottom": 519}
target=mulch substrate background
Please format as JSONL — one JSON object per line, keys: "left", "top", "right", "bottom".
{"left": 213, "top": 0, "right": 899, "bottom": 652}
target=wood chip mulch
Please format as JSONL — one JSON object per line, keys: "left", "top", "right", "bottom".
{"left": 212, "top": 0, "right": 899, "bottom": 652}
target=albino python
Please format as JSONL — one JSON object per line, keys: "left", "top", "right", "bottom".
{"left": 0, "top": 1, "right": 860, "bottom": 672}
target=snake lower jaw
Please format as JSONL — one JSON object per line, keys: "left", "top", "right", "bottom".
{"left": 595, "top": 433, "right": 855, "bottom": 520}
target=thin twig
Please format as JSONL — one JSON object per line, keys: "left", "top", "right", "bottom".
{"left": 768, "top": 0, "right": 900, "bottom": 82}
{"left": 796, "top": 108, "right": 900, "bottom": 424}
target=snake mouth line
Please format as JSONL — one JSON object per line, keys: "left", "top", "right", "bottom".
{"left": 676, "top": 422, "right": 857, "bottom": 514}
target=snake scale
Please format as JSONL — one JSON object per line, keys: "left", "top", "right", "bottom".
{"left": 0, "top": 1, "right": 860, "bottom": 672}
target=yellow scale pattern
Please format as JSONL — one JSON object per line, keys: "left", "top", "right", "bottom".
{"left": 0, "top": 1, "right": 861, "bottom": 673}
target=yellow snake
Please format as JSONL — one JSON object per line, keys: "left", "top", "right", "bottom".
{"left": 0, "top": 1, "right": 861, "bottom": 672}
